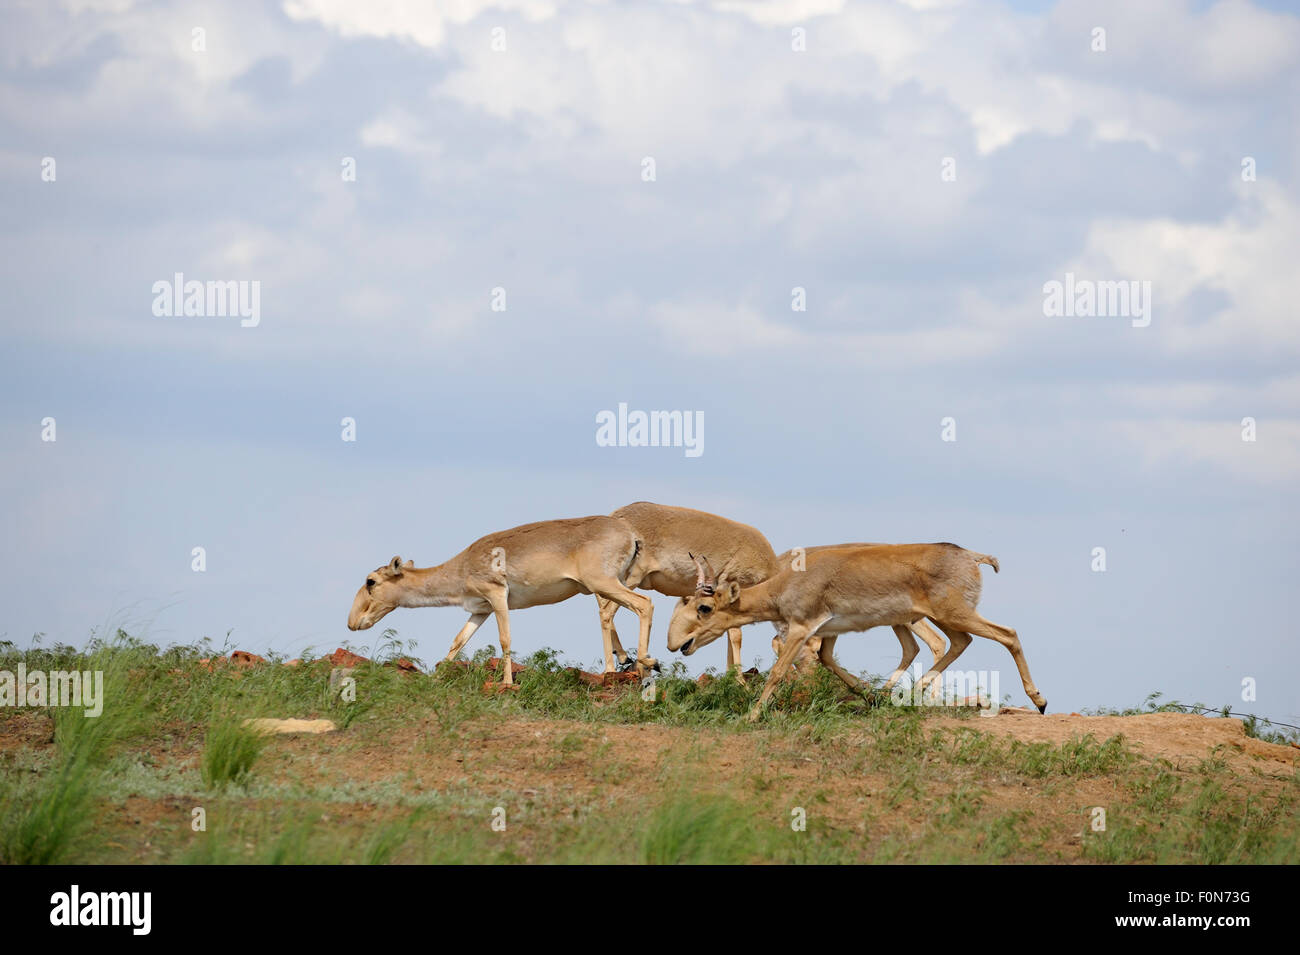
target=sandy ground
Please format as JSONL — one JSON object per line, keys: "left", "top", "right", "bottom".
{"left": 934, "top": 709, "right": 1298, "bottom": 776}
{"left": 4, "top": 704, "right": 1296, "bottom": 862}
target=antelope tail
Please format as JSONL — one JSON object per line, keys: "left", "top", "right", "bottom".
{"left": 974, "top": 553, "right": 999, "bottom": 573}
{"left": 621, "top": 539, "right": 643, "bottom": 582}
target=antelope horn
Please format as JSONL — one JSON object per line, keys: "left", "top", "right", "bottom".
{"left": 690, "top": 552, "right": 716, "bottom": 595}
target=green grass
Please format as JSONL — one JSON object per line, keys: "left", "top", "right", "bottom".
{"left": 201, "top": 716, "right": 269, "bottom": 790}
{"left": 0, "top": 633, "right": 153, "bottom": 863}
{"left": 635, "top": 795, "right": 755, "bottom": 864}
{"left": 1086, "top": 691, "right": 1300, "bottom": 746}
{"left": 0, "top": 749, "right": 99, "bottom": 864}
{"left": 1, "top": 634, "right": 1297, "bottom": 864}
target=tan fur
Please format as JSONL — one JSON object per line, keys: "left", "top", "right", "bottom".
{"left": 595, "top": 502, "right": 780, "bottom": 680}
{"left": 347, "top": 516, "right": 655, "bottom": 683}
{"left": 768, "top": 545, "right": 949, "bottom": 689}
{"left": 665, "top": 543, "right": 1047, "bottom": 720}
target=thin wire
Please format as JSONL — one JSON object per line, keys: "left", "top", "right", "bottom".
{"left": 1177, "top": 703, "right": 1300, "bottom": 734}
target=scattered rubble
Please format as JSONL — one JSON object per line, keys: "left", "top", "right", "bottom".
{"left": 195, "top": 647, "right": 421, "bottom": 674}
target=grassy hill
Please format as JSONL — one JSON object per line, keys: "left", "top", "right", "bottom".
{"left": 2, "top": 635, "right": 1296, "bottom": 864}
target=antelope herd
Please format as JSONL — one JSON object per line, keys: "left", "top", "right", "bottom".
{"left": 347, "top": 502, "right": 1047, "bottom": 720}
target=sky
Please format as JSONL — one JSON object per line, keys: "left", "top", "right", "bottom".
{"left": 2, "top": 0, "right": 1298, "bottom": 723}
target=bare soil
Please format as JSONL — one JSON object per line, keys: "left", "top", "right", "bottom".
{"left": 4, "top": 704, "right": 1295, "bottom": 863}
{"left": 934, "top": 709, "right": 1298, "bottom": 776}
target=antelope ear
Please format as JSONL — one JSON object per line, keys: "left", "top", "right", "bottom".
{"left": 725, "top": 580, "right": 741, "bottom": 604}
{"left": 389, "top": 556, "right": 404, "bottom": 575}
{"left": 403, "top": 559, "right": 414, "bottom": 569}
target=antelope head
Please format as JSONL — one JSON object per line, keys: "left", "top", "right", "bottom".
{"left": 666, "top": 553, "right": 741, "bottom": 655}
{"left": 348, "top": 556, "right": 414, "bottom": 630}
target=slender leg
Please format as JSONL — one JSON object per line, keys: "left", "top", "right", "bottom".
{"left": 816, "top": 634, "right": 870, "bottom": 695}
{"left": 597, "top": 596, "right": 615, "bottom": 672}
{"left": 797, "top": 635, "right": 822, "bottom": 674}
{"left": 883, "top": 625, "right": 920, "bottom": 692}
{"left": 917, "top": 624, "right": 971, "bottom": 701}
{"left": 609, "top": 611, "right": 631, "bottom": 667}
{"left": 943, "top": 611, "right": 1047, "bottom": 712}
{"left": 726, "top": 628, "right": 746, "bottom": 684}
{"left": 596, "top": 596, "right": 631, "bottom": 672}
{"left": 444, "top": 612, "right": 489, "bottom": 661}
{"left": 910, "top": 619, "right": 948, "bottom": 670}
{"left": 770, "top": 623, "right": 786, "bottom": 669}
{"left": 589, "top": 579, "right": 655, "bottom": 678}
{"left": 485, "top": 590, "right": 514, "bottom": 685}
{"left": 771, "top": 623, "right": 819, "bottom": 678}
{"left": 748, "top": 619, "right": 820, "bottom": 721}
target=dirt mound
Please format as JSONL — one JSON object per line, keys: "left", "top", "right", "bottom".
{"left": 937, "top": 710, "right": 1297, "bottom": 775}
{"left": 195, "top": 648, "right": 421, "bottom": 673}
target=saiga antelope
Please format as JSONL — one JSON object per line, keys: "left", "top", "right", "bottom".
{"left": 667, "top": 543, "right": 1046, "bottom": 721}
{"left": 595, "top": 502, "right": 780, "bottom": 681}
{"left": 753, "top": 545, "right": 949, "bottom": 689}
{"left": 347, "top": 516, "right": 654, "bottom": 684}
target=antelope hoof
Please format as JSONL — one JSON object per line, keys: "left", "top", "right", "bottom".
{"left": 615, "top": 656, "right": 636, "bottom": 673}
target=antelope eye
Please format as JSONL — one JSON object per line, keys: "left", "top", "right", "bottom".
{"left": 698, "top": 605, "right": 712, "bottom": 615}
{"left": 366, "top": 578, "right": 376, "bottom": 590}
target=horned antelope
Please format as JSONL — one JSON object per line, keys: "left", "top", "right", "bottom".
{"left": 667, "top": 543, "right": 1046, "bottom": 721}
{"left": 595, "top": 502, "right": 780, "bottom": 682}
{"left": 346, "top": 516, "right": 655, "bottom": 684}
{"left": 762, "top": 546, "right": 949, "bottom": 689}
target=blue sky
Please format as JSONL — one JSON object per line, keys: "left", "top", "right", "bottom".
{"left": 2, "top": 0, "right": 1298, "bottom": 721}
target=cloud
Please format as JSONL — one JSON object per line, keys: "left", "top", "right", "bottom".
{"left": 282, "top": 0, "right": 560, "bottom": 48}
{"left": 1118, "top": 416, "right": 1300, "bottom": 483}
{"left": 1067, "top": 180, "right": 1300, "bottom": 355}
{"left": 2, "top": 0, "right": 1298, "bottom": 723}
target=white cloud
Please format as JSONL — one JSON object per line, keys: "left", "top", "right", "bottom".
{"left": 2, "top": 1, "right": 331, "bottom": 133}
{"left": 650, "top": 301, "right": 805, "bottom": 351}
{"left": 1047, "top": 0, "right": 1300, "bottom": 94}
{"left": 282, "top": 0, "right": 561, "bottom": 48}
{"left": 1115, "top": 376, "right": 1300, "bottom": 414}
{"left": 1068, "top": 181, "right": 1300, "bottom": 354}
{"left": 648, "top": 286, "right": 1013, "bottom": 365}
{"left": 710, "top": 0, "right": 846, "bottom": 26}
{"left": 1118, "top": 416, "right": 1300, "bottom": 483}
{"left": 4, "top": 0, "right": 1298, "bottom": 377}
